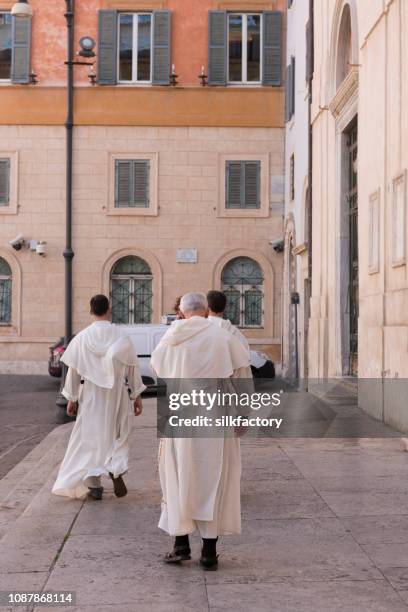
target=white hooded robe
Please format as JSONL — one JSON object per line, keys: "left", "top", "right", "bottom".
{"left": 52, "top": 321, "right": 145, "bottom": 500}
{"left": 208, "top": 315, "right": 250, "bottom": 356}
{"left": 151, "top": 316, "right": 252, "bottom": 537}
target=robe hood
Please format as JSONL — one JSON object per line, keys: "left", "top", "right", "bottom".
{"left": 160, "top": 316, "right": 213, "bottom": 346}
{"left": 61, "top": 321, "right": 138, "bottom": 389}
{"left": 208, "top": 316, "right": 234, "bottom": 334}
{"left": 151, "top": 316, "right": 250, "bottom": 379}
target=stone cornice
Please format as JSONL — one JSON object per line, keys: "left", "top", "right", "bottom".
{"left": 293, "top": 242, "right": 308, "bottom": 256}
{"left": 329, "top": 68, "right": 359, "bottom": 119}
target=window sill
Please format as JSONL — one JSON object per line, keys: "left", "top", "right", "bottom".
{"left": 106, "top": 207, "right": 158, "bottom": 217}
{"left": 218, "top": 208, "right": 269, "bottom": 219}
{"left": 117, "top": 82, "right": 153, "bottom": 87}
{"left": 0, "top": 206, "right": 18, "bottom": 215}
{"left": 391, "top": 260, "right": 406, "bottom": 269}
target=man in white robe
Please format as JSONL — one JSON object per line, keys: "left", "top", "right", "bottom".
{"left": 207, "top": 289, "right": 250, "bottom": 356}
{"left": 52, "top": 294, "right": 145, "bottom": 501}
{"left": 151, "top": 292, "right": 252, "bottom": 570}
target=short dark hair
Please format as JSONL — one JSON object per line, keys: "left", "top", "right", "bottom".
{"left": 90, "top": 294, "right": 110, "bottom": 316}
{"left": 207, "top": 290, "right": 227, "bottom": 314}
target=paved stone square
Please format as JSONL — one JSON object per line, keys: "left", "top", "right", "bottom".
{"left": 1, "top": 397, "right": 408, "bottom": 611}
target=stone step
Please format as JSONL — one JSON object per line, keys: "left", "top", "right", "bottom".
{"left": 0, "top": 423, "right": 72, "bottom": 542}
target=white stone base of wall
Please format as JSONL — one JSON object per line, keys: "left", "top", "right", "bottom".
{"left": 0, "top": 361, "right": 49, "bottom": 375}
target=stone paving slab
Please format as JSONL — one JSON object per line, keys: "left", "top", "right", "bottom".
{"left": 204, "top": 517, "right": 382, "bottom": 585}
{"left": 1, "top": 397, "right": 408, "bottom": 611}
{"left": 206, "top": 580, "right": 408, "bottom": 612}
{"left": 342, "top": 515, "right": 408, "bottom": 545}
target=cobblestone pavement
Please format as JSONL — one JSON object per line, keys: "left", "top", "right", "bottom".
{"left": 1, "top": 396, "right": 408, "bottom": 611}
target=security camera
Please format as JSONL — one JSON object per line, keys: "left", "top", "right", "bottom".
{"left": 270, "top": 238, "right": 284, "bottom": 253}
{"left": 36, "top": 241, "right": 47, "bottom": 257}
{"left": 9, "top": 234, "right": 25, "bottom": 251}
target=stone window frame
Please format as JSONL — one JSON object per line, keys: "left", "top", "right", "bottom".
{"left": 391, "top": 171, "right": 406, "bottom": 268}
{"left": 218, "top": 153, "right": 269, "bottom": 218}
{"left": 368, "top": 189, "right": 380, "bottom": 275}
{"left": 107, "top": 152, "right": 158, "bottom": 216}
{"left": 0, "top": 151, "right": 18, "bottom": 215}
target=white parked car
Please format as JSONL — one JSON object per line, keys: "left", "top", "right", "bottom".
{"left": 122, "top": 324, "right": 168, "bottom": 392}
{"left": 122, "top": 322, "right": 275, "bottom": 392}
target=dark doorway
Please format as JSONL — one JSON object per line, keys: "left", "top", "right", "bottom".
{"left": 346, "top": 120, "right": 358, "bottom": 376}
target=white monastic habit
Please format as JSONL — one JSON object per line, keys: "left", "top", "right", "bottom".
{"left": 151, "top": 316, "right": 252, "bottom": 538}
{"left": 52, "top": 321, "right": 145, "bottom": 500}
{"left": 208, "top": 315, "right": 250, "bottom": 357}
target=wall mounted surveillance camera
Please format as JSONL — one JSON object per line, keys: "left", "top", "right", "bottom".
{"left": 36, "top": 241, "right": 47, "bottom": 257}
{"left": 9, "top": 233, "right": 25, "bottom": 251}
{"left": 270, "top": 238, "right": 284, "bottom": 253}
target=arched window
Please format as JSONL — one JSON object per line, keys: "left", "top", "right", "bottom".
{"left": 0, "top": 257, "right": 12, "bottom": 325}
{"left": 110, "top": 256, "right": 152, "bottom": 324}
{"left": 336, "top": 4, "right": 352, "bottom": 89}
{"left": 221, "top": 256, "right": 264, "bottom": 328}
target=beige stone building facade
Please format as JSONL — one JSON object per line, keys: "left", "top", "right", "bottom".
{"left": 0, "top": 1, "right": 286, "bottom": 372}
{"left": 309, "top": 0, "right": 408, "bottom": 429}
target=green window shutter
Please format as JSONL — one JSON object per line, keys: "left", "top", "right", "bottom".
{"left": 208, "top": 10, "right": 227, "bottom": 86}
{"left": 226, "top": 161, "right": 242, "bottom": 208}
{"left": 244, "top": 162, "right": 261, "bottom": 209}
{"left": 115, "top": 160, "right": 133, "bottom": 207}
{"left": 226, "top": 161, "right": 261, "bottom": 209}
{"left": 152, "top": 10, "right": 171, "bottom": 85}
{"left": 115, "top": 160, "right": 150, "bottom": 208}
{"left": 306, "top": 20, "right": 313, "bottom": 83}
{"left": 97, "top": 10, "right": 118, "bottom": 85}
{"left": 11, "top": 16, "right": 31, "bottom": 84}
{"left": 262, "top": 11, "right": 282, "bottom": 86}
{"left": 0, "top": 159, "right": 10, "bottom": 206}
{"left": 290, "top": 56, "right": 296, "bottom": 116}
{"left": 133, "top": 161, "right": 150, "bottom": 208}
{"left": 284, "top": 64, "right": 290, "bottom": 122}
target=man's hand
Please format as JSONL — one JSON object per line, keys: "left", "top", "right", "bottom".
{"left": 134, "top": 396, "right": 143, "bottom": 416}
{"left": 67, "top": 401, "right": 78, "bottom": 417}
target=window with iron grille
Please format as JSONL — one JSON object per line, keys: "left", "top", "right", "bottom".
{"left": 226, "top": 160, "right": 261, "bottom": 209}
{"left": 0, "top": 257, "right": 12, "bottom": 325}
{"left": 222, "top": 256, "right": 264, "bottom": 328}
{"left": 110, "top": 256, "right": 153, "bottom": 324}
{"left": 115, "top": 159, "right": 150, "bottom": 208}
{"left": 290, "top": 154, "right": 295, "bottom": 201}
{"left": 0, "top": 158, "right": 10, "bottom": 206}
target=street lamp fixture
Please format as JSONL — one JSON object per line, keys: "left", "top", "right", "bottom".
{"left": 11, "top": 0, "right": 33, "bottom": 18}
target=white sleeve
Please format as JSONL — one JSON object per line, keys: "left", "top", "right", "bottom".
{"left": 62, "top": 367, "right": 82, "bottom": 402}
{"left": 127, "top": 364, "right": 146, "bottom": 400}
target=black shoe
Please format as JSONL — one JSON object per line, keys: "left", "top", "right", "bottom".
{"left": 109, "top": 472, "right": 128, "bottom": 498}
{"left": 87, "top": 487, "right": 103, "bottom": 501}
{"left": 164, "top": 547, "right": 192, "bottom": 564}
{"left": 199, "top": 555, "right": 218, "bottom": 571}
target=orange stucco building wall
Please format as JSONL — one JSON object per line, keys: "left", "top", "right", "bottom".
{"left": 2, "top": 0, "right": 285, "bottom": 87}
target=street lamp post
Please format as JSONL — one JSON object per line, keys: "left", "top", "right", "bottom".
{"left": 12, "top": 0, "right": 95, "bottom": 418}
{"left": 55, "top": 0, "right": 76, "bottom": 418}
{"left": 58, "top": 0, "right": 96, "bottom": 418}
{"left": 64, "top": 0, "right": 75, "bottom": 350}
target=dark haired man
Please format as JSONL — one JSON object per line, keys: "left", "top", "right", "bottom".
{"left": 207, "top": 290, "right": 250, "bottom": 356}
{"left": 52, "top": 295, "right": 145, "bottom": 501}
